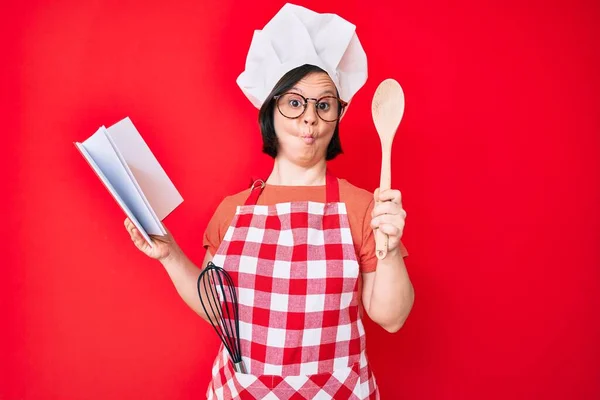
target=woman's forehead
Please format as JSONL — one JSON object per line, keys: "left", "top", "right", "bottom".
{"left": 292, "top": 72, "right": 337, "bottom": 96}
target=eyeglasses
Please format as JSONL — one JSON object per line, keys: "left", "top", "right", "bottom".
{"left": 273, "top": 92, "right": 348, "bottom": 122}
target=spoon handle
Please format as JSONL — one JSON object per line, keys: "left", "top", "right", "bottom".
{"left": 376, "top": 143, "right": 392, "bottom": 259}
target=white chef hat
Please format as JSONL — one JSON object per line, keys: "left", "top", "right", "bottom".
{"left": 236, "top": 3, "right": 368, "bottom": 109}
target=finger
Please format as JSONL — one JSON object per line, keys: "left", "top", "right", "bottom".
{"left": 377, "top": 223, "right": 401, "bottom": 237}
{"left": 126, "top": 221, "right": 143, "bottom": 239}
{"left": 130, "top": 227, "right": 146, "bottom": 244}
{"left": 130, "top": 227, "right": 140, "bottom": 241}
{"left": 378, "top": 189, "right": 402, "bottom": 204}
{"left": 372, "top": 201, "right": 403, "bottom": 218}
{"left": 370, "top": 214, "right": 405, "bottom": 230}
{"left": 377, "top": 207, "right": 407, "bottom": 220}
{"left": 125, "top": 218, "right": 137, "bottom": 235}
{"left": 132, "top": 228, "right": 151, "bottom": 250}
{"left": 374, "top": 188, "right": 380, "bottom": 202}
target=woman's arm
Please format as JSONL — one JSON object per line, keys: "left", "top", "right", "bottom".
{"left": 361, "top": 188, "right": 414, "bottom": 333}
{"left": 361, "top": 250, "right": 414, "bottom": 333}
{"left": 160, "top": 249, "right": 215, "bottom": 323}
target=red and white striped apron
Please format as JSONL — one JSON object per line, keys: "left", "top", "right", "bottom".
{"left": 206, "top": 172, "right": 379, "bottom": 399}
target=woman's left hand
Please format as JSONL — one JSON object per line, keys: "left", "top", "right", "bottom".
{"left": 370, "top": 188, "right": 407, "bottom": 254}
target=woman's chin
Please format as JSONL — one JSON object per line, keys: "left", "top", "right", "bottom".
{"left": 288, "top": 149, "right": 323, "bottom": 166}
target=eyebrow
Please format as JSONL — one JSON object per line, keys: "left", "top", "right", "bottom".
{"left": 291, "top": 87, "right": 337, "bottom": 97}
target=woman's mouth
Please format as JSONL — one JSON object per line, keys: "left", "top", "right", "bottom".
{"left": 301, "top": 134, "right": 316, "bottom": 144}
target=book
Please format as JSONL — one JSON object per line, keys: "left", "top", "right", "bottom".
{"left": 74, "top": 117, "right": 183, "bottom": 247}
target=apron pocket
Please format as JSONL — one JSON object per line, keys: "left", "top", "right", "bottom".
{"left": 229, "top": 362, "right": 362, "bottom": 399}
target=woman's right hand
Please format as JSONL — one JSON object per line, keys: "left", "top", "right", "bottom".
{"left": 124, "top": 218, "right": 181, "bottom": 261}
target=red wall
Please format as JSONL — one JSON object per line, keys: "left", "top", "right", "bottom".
{"left": 3, "top": 0, "right": 599, "bottom": 398}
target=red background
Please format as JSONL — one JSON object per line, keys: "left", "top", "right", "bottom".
{"left": 2, "top": 0, "right": 599, "bottom": 399}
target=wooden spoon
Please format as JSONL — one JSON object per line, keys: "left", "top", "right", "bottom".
{"left": 372, "top": 78, "right": 405, "bottom": 260}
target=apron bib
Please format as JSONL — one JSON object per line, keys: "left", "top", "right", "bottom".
{"left": 206, "top": 173, "right": 379, "bottom": 399}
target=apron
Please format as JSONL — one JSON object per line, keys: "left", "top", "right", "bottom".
{"left": 206, "top": 172, "right": 379, "bottom": 400}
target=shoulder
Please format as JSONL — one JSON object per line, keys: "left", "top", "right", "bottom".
{"left": 204, "top": 187, "right": 252, "bottom": 251}
{"left": 214, "top": 187, "right": 252, "bottom": 216}
{"left": 338, "top": 178, "right": 374, "bottom": 210}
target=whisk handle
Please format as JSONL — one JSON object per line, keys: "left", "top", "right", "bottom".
{"left": 234, "top": 360, "right": 247, "bottom": 374}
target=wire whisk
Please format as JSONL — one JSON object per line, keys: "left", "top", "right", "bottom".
{"left": 197, "top": 261, "right": 246, "bottom": 373}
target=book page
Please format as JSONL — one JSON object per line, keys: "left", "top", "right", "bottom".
{"left": 106, "top": 117, "right": 183, "bottom": 221}
{"left": 103, "top": 127, "right": 166, "bottom": 235}
{"left": 80, "top": 126, "right": 165, "bottom": 236}
{"left": 74, "top": 142, "right": 154, "bottom": 247}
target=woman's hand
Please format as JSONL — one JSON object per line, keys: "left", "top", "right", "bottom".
{"left": 124, "top": 218, "right": 181, "bottom": 261}
{"left": 370, "top": 188, "right": 407, "bottom": 254}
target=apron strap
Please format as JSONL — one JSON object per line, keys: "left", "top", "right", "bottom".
{"left": 325, "top": 170, "right": 340, "bottom": 203}
{"left": 245, "top": 170, "right": 340, "bottom": 206}
{"left": 244, "top": 178, "right": 265, "bottom": 206}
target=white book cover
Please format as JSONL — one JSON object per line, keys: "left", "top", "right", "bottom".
{"left": 74, "top": 117, "right": 183, "bottom": 247}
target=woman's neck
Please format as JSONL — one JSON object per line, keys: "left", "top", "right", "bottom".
{"left": 266, "top": 158, "right": 327, "bottom": 186}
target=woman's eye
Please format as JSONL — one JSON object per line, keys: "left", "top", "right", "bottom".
{"left": 289, "top": 99, "right": 302, "bottom": 108}
{"left": 317, "top": 102, "right": 330, "bottom": 111}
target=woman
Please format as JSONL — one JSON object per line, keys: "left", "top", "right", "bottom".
{"left": 125, "top": 4, "right": 414, "bottom": 399}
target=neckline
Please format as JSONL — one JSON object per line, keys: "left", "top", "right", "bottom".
{"left": 245, "top": 173, "right": 339, "bottom": 205}
{"left": 262, "top": 183, "right": 327, "bottom": 189}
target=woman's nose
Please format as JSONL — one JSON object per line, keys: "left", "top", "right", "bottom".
{"left": 303, "top": 102, "right": 318, "bottom": 125}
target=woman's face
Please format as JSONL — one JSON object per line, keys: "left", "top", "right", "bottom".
{"left": 273, "top": 72, "right": 339, "bottom": 167}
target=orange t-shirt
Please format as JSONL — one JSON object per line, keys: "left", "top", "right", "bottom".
{"left": 202, "top": 178, "right": 409, "bottom": 274}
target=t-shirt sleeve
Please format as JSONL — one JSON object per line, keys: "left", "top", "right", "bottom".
{"left": 203, "top": 197, "right": 232, "bottom": 257}
{"left": 360, "top": 199, "right": 378, "bottom": 274}
{"left": 360, "top": 198, "right": 409, "bottom": 274}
